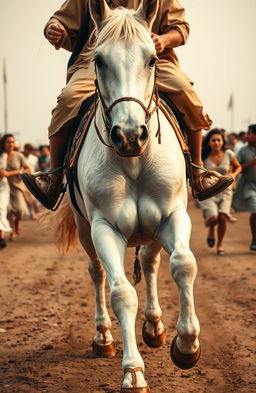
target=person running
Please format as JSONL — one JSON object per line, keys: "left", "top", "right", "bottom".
{"left": 0, "top": 134, "right": 31, "bottom": 240}
{"left": 232, "top": 124, "right": 256, "bottom": 251}
{"left": 0, "top": 143, "right": 12, "bottom": 249}
{"left": 198, "top": 129, "right": 241, "bottom": 255}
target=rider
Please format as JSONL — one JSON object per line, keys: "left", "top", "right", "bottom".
{"left": 21, "top": 0, "right": 233, "bottom": 209}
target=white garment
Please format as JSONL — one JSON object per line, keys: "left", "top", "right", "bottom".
{"left": 0, "top": 153, "right": 12, "bottom": 232}
{"left": 25, "top": 154, "right": 39, "bottom": 172}
{"left": 234, "top": 141, "right": 245, "bottom": 156}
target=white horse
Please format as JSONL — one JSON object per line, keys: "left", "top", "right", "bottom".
{"left": 58, "top": 0, "right": 201, "bottom": 391}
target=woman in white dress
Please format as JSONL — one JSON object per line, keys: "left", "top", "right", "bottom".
{"left": 0, "top": 149, "right": 12, "bottom": 249}
{"left": 0, "top": 134, "right": 30, "bottom": 241}
{"left": 199, "top": 129, "right": 241, "bottom": 255}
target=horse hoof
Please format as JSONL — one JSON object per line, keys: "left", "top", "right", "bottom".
{"left": 92, "top": 340, "right": 116, "bottom": 358}
{"left": 142, "top": 319, "right": 166, "bottom": 348}
{"left": 120, "top": 387, "right": 150, "bottom": 393}
{"left": 170, "top": 335, "right": 201, "bottom": 369}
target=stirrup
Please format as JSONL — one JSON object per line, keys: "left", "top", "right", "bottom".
{"left": 183, "top": 152, "right": 197, "bottom": 199}
{"left": 43, "top": 164, "right": 68, "bottom": 211}
{"left": 190, "top": 162, "right": 207, "bottom": 172}
{"left": 46, "top": 164, "right": 67, "bottom": 175}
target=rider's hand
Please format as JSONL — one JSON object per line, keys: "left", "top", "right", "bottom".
{"left": 151, "top": 32, "right": 166, "bottom": 54}
{"left": 45, "top": 23, "right": 66, "bottom": 45}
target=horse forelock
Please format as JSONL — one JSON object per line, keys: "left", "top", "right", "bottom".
{"left": 97, "top": 7, "right": 150, "bottom": 46}
{"left": 85, "top": 7, "right": 151, "bottom": 63}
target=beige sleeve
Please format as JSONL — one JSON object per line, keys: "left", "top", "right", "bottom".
{"left": 19, "top": 153, "right": 29, "bottom": 169}
{"left": 44, "top": 0, "right": 88, "bottom": 52}
{"left": 0, "top": 153, "right": 8, "bottom": 170}
{"left": 160, "top": 0, "right": 190, "bottom": 45}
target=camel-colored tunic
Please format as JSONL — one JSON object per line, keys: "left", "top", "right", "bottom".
{"left": 7, "top": 152, "right": 29, "bottom": 218}
{"left": 46, "top": 0, "right": 212, "bottom": 136}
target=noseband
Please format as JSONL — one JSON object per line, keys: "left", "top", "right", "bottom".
{"left": 93, "top": 67, "right": 161, "bottom": 148}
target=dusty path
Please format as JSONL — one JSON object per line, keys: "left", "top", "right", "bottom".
{"left": 0, "top": 203, "right": 255, "bottom": 393}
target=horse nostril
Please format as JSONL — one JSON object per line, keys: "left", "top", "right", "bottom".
{"left": 110, "top": 125, "right": 123, "bottom": 146}
{"left": 139, "top": 125, "right": 148, "bottom": 143}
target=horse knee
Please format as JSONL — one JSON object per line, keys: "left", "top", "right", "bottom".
{"left": 88, "top": 261, "right": 106, "bottom": 284}
{"left": 141, "top": 252, "right": 160, "bottom": 273}
{"left": 110, "top": 277, "right": 138, "bottom": 314}
{"left": 170, "top": 242, "right": 197, "bottom": 281}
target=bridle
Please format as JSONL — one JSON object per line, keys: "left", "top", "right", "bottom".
{"left": 93, "top": 65, "right": 162, "bottom": 149}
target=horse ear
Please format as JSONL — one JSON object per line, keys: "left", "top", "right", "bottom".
{"left": 134, "top": 0, "right": 159, "bottom": 30}
{"left": 89, "top": 0, "right": 112, "bottom": 30}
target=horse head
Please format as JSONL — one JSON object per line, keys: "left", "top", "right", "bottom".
{"left": 89, "top": 0, "right": 159, "bottom": 157}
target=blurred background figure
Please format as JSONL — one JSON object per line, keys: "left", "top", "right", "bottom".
{"left": 0, "top": 139, "right": 12, "bottom": 249}
{"left": 13, "top": 140, "right": 21, "bottom": 152}
{"left": 199, "top": 129, "right": 241, "bottom": 255}
{"left": 237, "top": 131, "right": 247, "bottom": 148}
{"left": 38, "top": 145, "right": 50, "bottom": 172}
{"left": 23, "top": 143, "right": 40, "bottom": 219}
{"left": 23, "top": 143, "right": 39, "bottom": 172}
{"left": 233, "top": 124, "right": 256, "bottom": 251}
{"left": 0, "top": 134, "right": 31, "bottom": 240}
{"left": 227, "top": 132, "right": 246, "bottom": 156}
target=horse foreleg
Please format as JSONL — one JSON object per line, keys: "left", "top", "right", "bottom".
{"left": 91, "top": 219, "right": 148, "bottom": 389}
{"left": 88, "top": 259, "right": 115, "bottom": 356}
{"left": 158, "top": 208, "right": 200, "bottom": 368}
{"left": 140, "top": 243, "right": 166, "bottom": 348}
{"left": 76, "top": 216, "right": 114, "bottom": 355}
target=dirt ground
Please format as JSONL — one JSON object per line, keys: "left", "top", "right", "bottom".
{"left": 0, "top": 202, "right": 255, "bottom": 393}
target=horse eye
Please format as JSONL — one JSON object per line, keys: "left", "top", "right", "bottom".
{"left": 148, "top": 56, "right": 157, "bottom": 67}
{"left": 95, "top": 57, "right": 105, "bottom": 69}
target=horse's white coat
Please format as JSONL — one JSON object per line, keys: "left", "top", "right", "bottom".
{"left": 72, "top": 0, "right": 200, "bottom": 388}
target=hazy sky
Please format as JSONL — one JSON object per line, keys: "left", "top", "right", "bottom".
{"left": 0, "top": 0, "right": 256, "bottom": 146}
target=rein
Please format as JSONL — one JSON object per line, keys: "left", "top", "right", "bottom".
{"left": 93, "top": 67, "right": 161, "bottom": 149}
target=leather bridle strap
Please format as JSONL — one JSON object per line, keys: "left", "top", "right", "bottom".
{"left": 93, "top": 67, "right": 161, "bottom": 147}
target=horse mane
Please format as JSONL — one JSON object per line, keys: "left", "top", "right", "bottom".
{"left": 85, "top": 7, "right": 150, "bottom": 63}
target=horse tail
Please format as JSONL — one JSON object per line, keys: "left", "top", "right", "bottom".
{"left": 39, "top": 194, "right": 78, "bottom": 254}
{"left": 133, "top": 246, "right": 142, "bottom": 285}
{"left": 54, "top": 194, "right": 78, "bottom": 254}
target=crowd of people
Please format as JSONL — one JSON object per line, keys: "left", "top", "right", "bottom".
{"left": 0, "top": 134, "right": 50, "bottom": 248}
{"left": 0, "top": 125, "right": 255, "bottom": 253}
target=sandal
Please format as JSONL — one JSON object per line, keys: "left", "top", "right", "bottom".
{"left": 207, "top": 237, "right": 215, "bottom": 248}
{"left": 142, "top": 318, "right": 166, "bottom": 348}
{"left": 21, "top": 170, "right": 64, "bottom": 210}
{"left": 250, "top": 240, "right": 256, "bottom": 251}
{"left": 170, "top": 335, "right": 201, "bottom": 369}
{"left": 121, "top": 367, "right": 150, "bottom": 393}
{"left": 92, "top": 327, "right": 116, "bottom": 358}
{"left": 0, "top": 238, "right": 7, "bottom": 249}
{"left": 191, "top": 164, "right": 234, "bottom": 201}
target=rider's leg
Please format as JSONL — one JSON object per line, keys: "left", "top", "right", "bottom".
{"left": 21, "top": 66, "right": 95, "bottom": 209}
{"left": 186, "top": 129, "right": 204, "bottom": 173}
{"left": 48, "top": 124, "right": 70, "bottom": 184}
{"left": 156, "top": 60, "right": 233, "bottom": 200}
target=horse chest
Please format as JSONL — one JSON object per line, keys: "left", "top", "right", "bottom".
{"left": 86, "top": 173, "right": 166, "bottom": 239}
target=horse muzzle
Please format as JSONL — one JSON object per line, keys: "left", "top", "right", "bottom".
{"left": 110, "top": 123, "right": 149, "bottom": 157}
